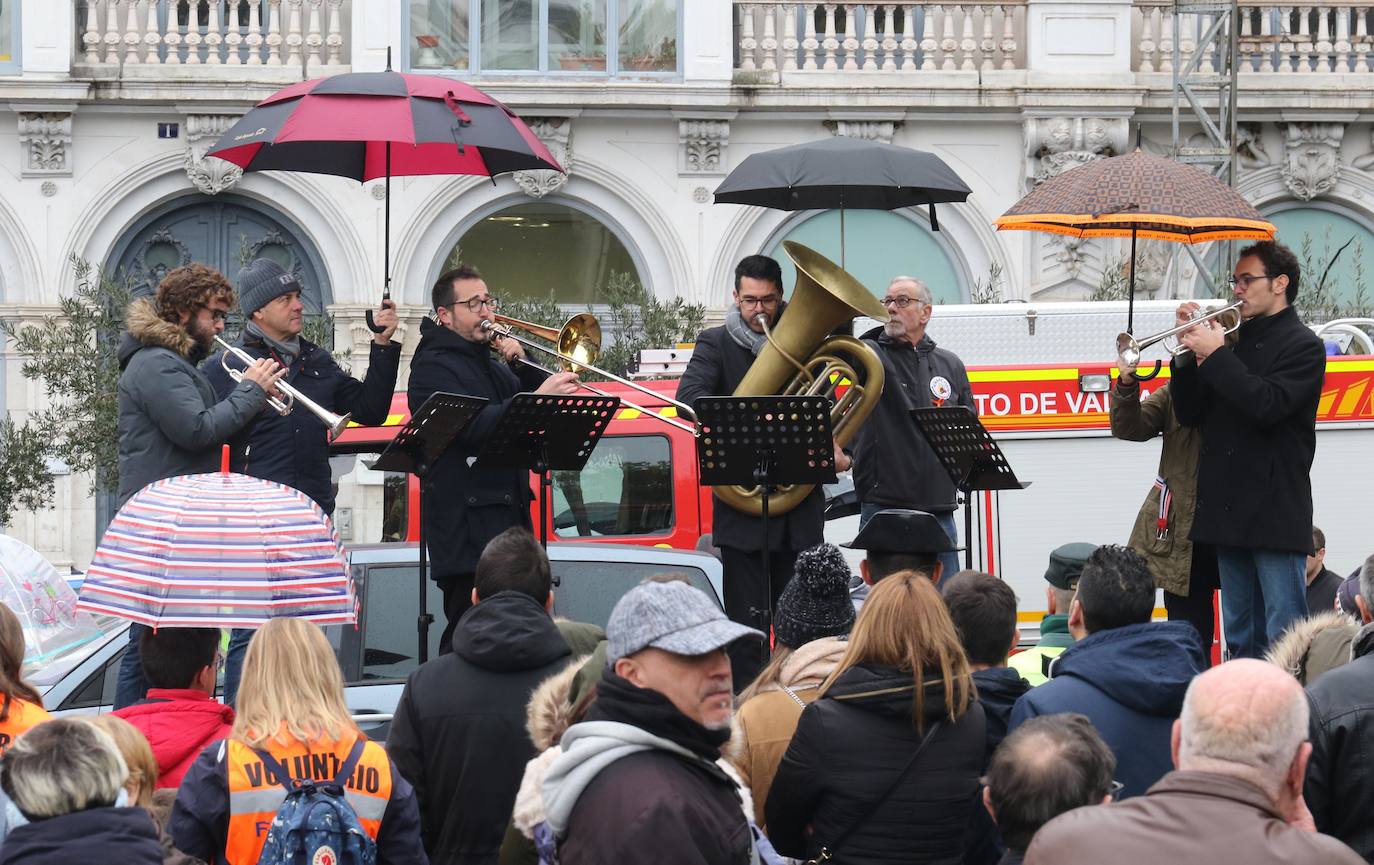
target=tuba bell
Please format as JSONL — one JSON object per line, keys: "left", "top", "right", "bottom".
{"left": 711, "top": 241, "right": 889, "bottom": 517}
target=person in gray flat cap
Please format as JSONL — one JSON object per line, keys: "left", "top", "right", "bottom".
{"left": 843, "top": 508, "right": 957, "bottom": 611}
{"left": 542, "top": 578, "right": 769, "bottom": 865}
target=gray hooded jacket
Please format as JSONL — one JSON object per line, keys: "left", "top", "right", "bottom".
{"left": 116, "top": 298, "right": 268, "bottom": 506}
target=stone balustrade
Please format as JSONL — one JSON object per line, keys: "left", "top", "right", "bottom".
{"left": 75, "top": 0, "right": 349, "bottom": 78}
{"left": 1135, "top": 1, "right": 1373, "bottom": 73}
{"left": 734, "top": 2, "right": 1027, "bottom": 75}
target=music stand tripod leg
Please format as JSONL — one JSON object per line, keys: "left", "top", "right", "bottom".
{"left": 756, "top": 455, "right": 773, "bottom": 669}
{"left": 416, "top": 471, "right": 436, "bottom": 664}
{"left": 536, "top": 440, "right": 551, "bottom": 550}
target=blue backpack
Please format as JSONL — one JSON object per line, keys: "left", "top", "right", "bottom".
{"left": 253, "top": 739, "right": 378, "bottom": 865}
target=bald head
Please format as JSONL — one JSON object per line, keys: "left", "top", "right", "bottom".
{"left": 1177, "top": 659, "right": 1308, "bottom": 791}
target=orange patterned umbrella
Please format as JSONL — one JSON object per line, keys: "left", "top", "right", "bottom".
{"left": 994, "top": 148, "right": 1274, "bottom": 340}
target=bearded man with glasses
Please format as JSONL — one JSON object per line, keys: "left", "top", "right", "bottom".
{"left": 408, "top": 264, "right": 580, "bottom": 650}
{"left": 678, "top": 254, "right": 827, "bottom": 687}
{"left": 1171, "top": 240, "right": 1327, "bottom": 659}
{"left": 849, "top": 275, "right": 973, "bottom": 583}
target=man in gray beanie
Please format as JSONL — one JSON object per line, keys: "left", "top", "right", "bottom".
{"left": 543, "top": 579, "right": 765, "bottom": 865}
{"left": 206, "top": 256, "right": 401, "bottom": 703}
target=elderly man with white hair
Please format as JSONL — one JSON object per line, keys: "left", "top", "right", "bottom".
{"left": 1024, "top": 659, "right": 1363, "bottom": 864}
{"left": 1304, "top": 551, "right": 1374, "bottom": 859}
{"left": 849, "top": 275, "right": 973, "bottom": 582}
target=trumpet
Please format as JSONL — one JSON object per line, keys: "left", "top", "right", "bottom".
{"left": 1116, "top": 300, "right": 1244, "bottom": 370}
{"left": 214, "top": 336, "right": 352, "bottom": 439}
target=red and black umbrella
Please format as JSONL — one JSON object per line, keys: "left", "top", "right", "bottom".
{"left": 208, "top": 62, "right": 563, "bottom": 329}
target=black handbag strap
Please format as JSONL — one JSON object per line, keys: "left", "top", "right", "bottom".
{"left": 811, "top": 721, "right": 942, "bottom": 862}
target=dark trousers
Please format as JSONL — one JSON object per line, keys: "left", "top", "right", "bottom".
{"left": 719, "top": 544, "right": 802, "bottom": 690}
{"left": 435, "top": 572, "right": 476, "bottom": 655}
{"left": 1164, "top": 542, "right": 1220, "bottom": 667}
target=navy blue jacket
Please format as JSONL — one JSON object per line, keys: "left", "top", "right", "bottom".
{"left": 0, "top": 806, "right": 163, "bottom": 865}
{"left": 1008, "top": 621, "right": 1205, "bottom": 799}
{"left": 972, "top": 666, "right": 1031, "bottom": 767}
{"left": 206, "top": 333, "right": 400, "bottom": 515}
{"left": 406, "top": 318, "right": 547, "bottom": 577}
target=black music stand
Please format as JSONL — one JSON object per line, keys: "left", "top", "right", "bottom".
{"left": 476, "top": 394, "right": 621, "bottom": 550}
{"left": 695, "top": 395, "right": 836, "bottom": 658}
{"left": 372, "top": 392, "right": 487, "bottom": 664}
{"left": 910, "top": 406, "right": 1028, "bottom": 570}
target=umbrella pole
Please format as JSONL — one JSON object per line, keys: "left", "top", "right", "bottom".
{"left": 1127, "top": 227, "right": 1138, "bottom": 334}
{"left": 365, "top": 143, "right": 392, "bottom": 334}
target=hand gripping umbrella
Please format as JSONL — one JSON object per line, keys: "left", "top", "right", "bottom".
{"left": 208, "top": 52, "right": 564, "bottom": 332}
{"left": 714, "top": 136, "right": 972, "bottom": 267}
{"left": 994, "top": 148, "right": 1275, "bottom": 377}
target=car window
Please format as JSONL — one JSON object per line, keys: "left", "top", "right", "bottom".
{"left": 551, "top": 435, "right": 674, "bottom": 538}
{"left": 358, "top": 564, "right": 444, "bottom": 682}
{"left": 551, "top": 562, "right": 714, "bottom": 625}
{"left": 60, "top": 646, "right": 125, "bottom": 712}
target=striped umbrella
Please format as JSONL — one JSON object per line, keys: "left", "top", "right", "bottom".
{"left": 76, "top": 472, "right": 355, "bottom": 629}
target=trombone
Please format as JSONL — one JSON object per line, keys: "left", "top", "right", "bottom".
{"left": 213, "top": 336, "right": 352, "bottom": 439}
{"left": 1116, "top": 300, "right": 1244, "bottom": 371}
{"left": 481, "top": 313, "right": 699, "bottom": 435}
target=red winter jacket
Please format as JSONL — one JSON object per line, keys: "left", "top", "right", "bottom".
{"left": 114, "top": 688, "right": 234, "bottom": 788}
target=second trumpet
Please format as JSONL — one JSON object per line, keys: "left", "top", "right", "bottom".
{"left": 214, "top": 335, "right": 352, "bottom": 439}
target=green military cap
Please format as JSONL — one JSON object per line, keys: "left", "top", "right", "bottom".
{"left": 1044, "top": 542, "right": 1097, "bottom": 590}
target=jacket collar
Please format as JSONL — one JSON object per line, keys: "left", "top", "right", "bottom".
{"left": 1351, "top": 620, "right": 1374, "bottom": 660}
{"left": 861, "top": 323, "right": 937, "bottom": 354}
{"left": 418, "top": 315, "right": 489, "bottom": 358}
{"left": 1148, "top": 770, "right": 1283, "bottom": 820}
{"left": 1239, "top": 302, "right": 1298, "bottom": 337}
{"left": 1037, "top": 613, "right": 1075, "bottom": 647}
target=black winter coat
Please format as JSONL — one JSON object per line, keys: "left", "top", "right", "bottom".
{"left": 1304, "top": 622, "right": 1374, "bottom": 859}
{"left": 1170, "top": 305, "right": 1325, "bottom": 554}
{"left": 676, "top": 324, "right": 824, "bottom": 552}
{"left": 0, "top": 806, "right": 164, "bottom": 865}
{"left": 387, "top": 591, "right": 571, "bottom": 865}
{"left": 972, "top": 666, "right": 1031, "bottom": 767}
{"left": 852, "top": 328, "right": 974, "bottom": 512}
{"left": 765, "top": 663, "right": 986, "bottom": 865}
{"left": 406, "top": 318, "right": 548, "bottom": 577}
{"left": 205, "top": 333, "right": 400, "bottom": 515}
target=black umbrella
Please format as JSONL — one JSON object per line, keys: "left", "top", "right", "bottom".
{"left": 714, "top": 136, "right": 972, "bottom": 266}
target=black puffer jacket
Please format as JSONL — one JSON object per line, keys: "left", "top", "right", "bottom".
{"left": 1304, "top": 622, "right": 1374, "bottom": 859}
{"left": 1171, "top": 305, "right": 1326, "bottom": 554}
{"left": 972, "top": 666, "right": 1031, "bottom": 767}
{"left": 765, "top": 663, "right": 986, "bottom": 864}
{"left": 205, "top": 332, "right": 400, "bottom": 514}
{"left": 387, "top": 591, "right": 572, "bottom": 865}
{"left": 406, "top": 318, "right": 548, "bottom": 577}
{"left": 676, "top": 323, "right": 824, "bottom": 552}
{"left": 852, "top": 328, "right": 974, "bottom": 512}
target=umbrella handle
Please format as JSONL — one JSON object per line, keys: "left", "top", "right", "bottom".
{"left": 364, "top": 299, "right": 394, "bottom": 335}
{"left": 1135, "top": 359, "right": 1162, "bottom": 381}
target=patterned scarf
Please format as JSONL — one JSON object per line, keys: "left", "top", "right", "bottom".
{"left": 725, "top": 300, "right": 787, "bottom": 356}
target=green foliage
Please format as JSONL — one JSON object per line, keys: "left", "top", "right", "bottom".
{"left": 969, "top": 261, "right": 1005, "bottom": 304}
{"left": 1296, "top": 228, "right": 1374, "bottom": 325}
{"left": 1088, "top": 256, "right": 1130, "bottom": 302}
{"left": 0, "top": 257, "right": 131, "bottom": 517}
{"left": 595, "top": 272, "right": 705, "bottom": 380}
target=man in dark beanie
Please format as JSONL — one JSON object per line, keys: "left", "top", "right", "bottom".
{"left": 735, "top": 543, "right": 856, "bottom": 827}
{"left": 113, "top": 263, "right": 285, "bottom": 710}
{"left": 206, "top": 257, "right": 402, "bottom": 703}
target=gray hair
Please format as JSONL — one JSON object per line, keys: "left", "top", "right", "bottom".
{"left": 888, "top": 276, "right": 932, "bottom": 305}
{"left": 0, "top": 718, "right": 128, "bottom": 819}
{"left": 1177, "top": 662, "right": 1308, "bottom": 790}
{"left": 1359, "top": 553, "right": 1374, "bottom": 612}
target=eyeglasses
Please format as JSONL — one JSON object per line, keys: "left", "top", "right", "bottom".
{"left": 204, "top": 307, "right": 229, "bottom": 322}
{"left": 1227, "top": 273, "right": 1272, "bottom": 289}
{"left": 1108, "top": 780, "right": 1124, "bottom": 797}
{"left": 738, "top": 295, "right": 781, "bottom": 309}
{"left": 882, "top": 296, "right": 927, "bottom": 309}
{"left": 447, "top": 296, "right": 500, "bottom": 314}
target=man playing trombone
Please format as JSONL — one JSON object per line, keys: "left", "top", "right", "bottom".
{"left": 407, "top": 264, "right": 579, "bottom": 652}
{"left": 113, "top": 263, "right": 287, "bottom": 710}
{"left": 207, "top": 257, "right": 403, "bottom": 702}
{"left": 1170, "top": 239, "right": 1326, "bottom": 660}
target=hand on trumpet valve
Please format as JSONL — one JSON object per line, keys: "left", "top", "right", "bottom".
{"left": 536, "top": 370, "right": 581, "bottom": 396}
{"left": 1174, "top": 301, "right": 1202, "bottom": 329}
{"left": 1176, "top": 303, "right": 1225, "bottom": 360}
{"left": 241, "top": 358, "right": 288, "bottom": 396}
{"left": 371, "top": 299, "right": 399, "bottom": 345}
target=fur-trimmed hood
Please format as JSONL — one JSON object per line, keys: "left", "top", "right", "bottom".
{"left": 120, "top": 297, "right": 195, "bottom": 368}
{"left": 1266, "top": 610, "right": 1359, "bottom": 685}
{"left": 526, "top": 654, "right": 590, "bottom": 751}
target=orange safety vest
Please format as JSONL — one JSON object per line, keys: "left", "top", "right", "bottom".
{"left": 0, "top": 697, "right": 51, "bottom": 756}
{"left": 223, "top": 733, "right": 392, "bottom": 865}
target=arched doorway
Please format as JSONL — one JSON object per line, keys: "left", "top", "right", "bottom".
{"left": 105, "top": 194, "right": 330, "bottom": 311}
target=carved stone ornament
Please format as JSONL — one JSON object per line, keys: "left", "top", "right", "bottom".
{"left": 17, "top": 112, "right": 73, "bottom": 178}
{"left": 1025, "top": 116, "right": 1130, "bottom": 187}
{"left": 1282, "top": 122, "right": 1345, "bottom": 201}
{"left": 1236, "top": 123, "right": 1274, "bottom": 172}
{"left": 827, "top": 120, "right": 898, "bottom": 144}
{"left": 513, "top": 118, "right": 572, "bottom": 198}
{"left": 183, "top": 114, "right": 245, "bottom": 196}
{"left": 678, "top": 119, "right": 730, "bottom": 175}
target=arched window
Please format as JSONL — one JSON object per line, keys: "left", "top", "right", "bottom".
{"left": 766, "top": 210, "right": 968, "bottom": 303}
{"left": 445, "top": 201, "right": 643, "bottom": 304}
{"left": 1266, "top": 204, "right": 1374, "bottom": 317}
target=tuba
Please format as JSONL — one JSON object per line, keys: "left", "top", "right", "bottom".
{"left": 712, "top": 241, "right": 889, "bottom": 516}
